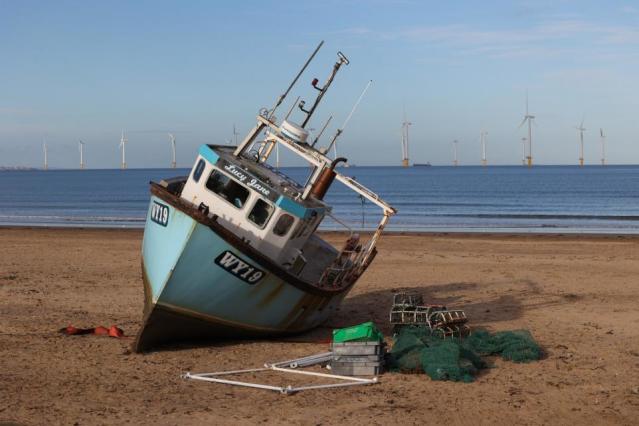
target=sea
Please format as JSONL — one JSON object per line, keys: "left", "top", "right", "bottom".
{"left": 1, "top": 165, "right": 638, "bottom": 234}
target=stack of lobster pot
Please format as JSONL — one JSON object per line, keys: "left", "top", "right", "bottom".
{"left": 329, "top": 322, "right": 385, "bottom": 376}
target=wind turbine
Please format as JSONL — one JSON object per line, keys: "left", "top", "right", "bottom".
{"left": 575, "top": 117, "right": 586, "bottom": 167}
{"left": 480, "top": 130, "right": 488, "bottom": 166}
{"left": 232, "top": 124, "right": 240, "bottom": 146}
{"left": 119, "top": 130, "right": 127, "bottom": 170}
{"left": 168, "top": 133, "right": 177, "bottom": 168}
{"left": 43, "top": 139, "right": 48, "bottom": 171}
{"left": 79, "top": 140, "right": 85, "bottom": 169}
{"left": 600, "top": 128, "right": 606, "bottom": 166}
{"left": 521, "top": 137, "right": 527, "bottom": 165}
{"left": 518, "top": 91, "right": 535, "bottom": 167}
{"left": 401, "top": 107, "right": 411, "bottom": 168}
{"left": 453, "top": 140, "right": 458, "bottom": 166}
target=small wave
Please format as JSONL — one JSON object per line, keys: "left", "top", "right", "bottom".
{"left": 0, "top": 214, "right": 145, "bottom": 223}
{"left": 435, "top": 213, "right": 639, "bottom": 221}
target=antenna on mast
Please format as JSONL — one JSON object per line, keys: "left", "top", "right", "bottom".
{"left": 325, "top": 80, "right": 372, "bottom": 159}
{"left": 168, "top": 133, "right": 177, "bottom": 168}
{"left": 79, "top": 140, "right": 85, "bottom": 170}
{"left": 311, "top": 115, "right": 333, "bottom": 148}
{"left": 283, "top": 97, "right": 300, "bottom": 122}
{"left": 299, "top": 49, "right": 349, "bottom": 128}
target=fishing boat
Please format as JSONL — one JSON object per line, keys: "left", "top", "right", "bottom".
{"left": 133, "top": 42, "right": 396, "bottom": 352}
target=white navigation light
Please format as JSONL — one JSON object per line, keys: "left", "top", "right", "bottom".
{"left": 280, "top": 120, "right": 309, "bottom": 144}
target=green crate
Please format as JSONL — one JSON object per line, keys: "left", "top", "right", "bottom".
{"left": 332, "top": 322, "right": 383, "bottom": 343}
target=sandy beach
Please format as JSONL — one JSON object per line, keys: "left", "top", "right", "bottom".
{"left": 1, "top": 227, "right": 639, "bottom": 425}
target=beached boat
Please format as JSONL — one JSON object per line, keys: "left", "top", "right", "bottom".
{"left": 133, "top": 42, "right": 396, "bottom": 352}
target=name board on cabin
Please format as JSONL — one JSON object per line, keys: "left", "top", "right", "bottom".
{"left": 218, "top": 160, "right": 278, "bottom": 202}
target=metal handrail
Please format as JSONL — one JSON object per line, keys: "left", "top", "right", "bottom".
{"left": 324, "top": 210, "right": 353, "bottom": 236}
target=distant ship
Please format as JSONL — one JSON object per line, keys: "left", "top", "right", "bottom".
{"left": 413, "top": 162, "right": 431, "bottom": 167}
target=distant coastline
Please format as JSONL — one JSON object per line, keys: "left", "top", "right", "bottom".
{"left": 1, "top": 164, "right": 638, "bottom": 170}
{"left": 0, "top": 166, "right": 38, "bottom": 171}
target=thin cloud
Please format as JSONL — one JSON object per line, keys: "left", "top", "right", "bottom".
{"left": 620, "top": 5, "right": 639, "bottom": 14}
{"left": 337, "top": 18, "right": 639, "bottom": 58}
{"left": 0, "top": 107, "right": 35, "bottom": 116}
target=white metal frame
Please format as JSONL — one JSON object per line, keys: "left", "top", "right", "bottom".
{"left": 183, "top": 365, "right": 378, "bottom": 395}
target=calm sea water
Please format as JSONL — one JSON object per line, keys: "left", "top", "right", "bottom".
{"left": 1, "top": 165, "right": 638, "bottom": 233}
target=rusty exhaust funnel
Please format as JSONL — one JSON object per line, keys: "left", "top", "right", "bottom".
{"left": 310, "top": 157, "right": 347, "bottom": 200}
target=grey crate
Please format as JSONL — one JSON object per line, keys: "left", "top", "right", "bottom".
{"left": 331, "top": 355, "right": 383, "bottom": 363}
{"left": 331, "top": 341, "right": 384, "bottom": 356}
{"left": 330, "top": 361, "right": 383, "bottom": 376}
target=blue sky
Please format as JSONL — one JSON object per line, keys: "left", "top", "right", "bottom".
{"left": 1, "top": 0, "right": 638, "bottom": 168}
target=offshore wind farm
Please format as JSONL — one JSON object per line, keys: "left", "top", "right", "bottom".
{"left": 6, "top": 78, "right": 635, "bottom": 235}
{"left": 3, "top": 3, "right": 639, "bottom": 426}
{"left": 4, "top": 83, "right": 637, "bottom": 234}
{"left": 21, "top": 91, "right": 624, "bottom": 170}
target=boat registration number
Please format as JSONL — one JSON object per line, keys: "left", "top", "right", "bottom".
{"left": 150, "top": 201, "right": 169, "bottom": 227}
{"left": 214, "top": 251, "right": 264, "bottom": 284}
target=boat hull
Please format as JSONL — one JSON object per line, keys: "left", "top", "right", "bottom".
{"left": 133, "top": 188, "right": 352, "bottom": 352}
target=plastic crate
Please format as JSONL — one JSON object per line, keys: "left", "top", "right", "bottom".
{"left": 332, "top": 322, "right": 383, "bottom": 343}
{"left": 331, "top": 341, "right": 384, "bottom": 356}
{"left": 331, "top": 355, "right": 383, "bottom": 363}
{"left": 330, "top": 361, "right": 383, "bottom": 376}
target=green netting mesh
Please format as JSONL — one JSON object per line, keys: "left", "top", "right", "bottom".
{"left": 385, "top": 328, "right": 426, "bottom": 373}
{"left": 387, "top": 327, "right": 542, "bottom": 382}
{"left": 463, "top": 329, "right": 543, "bottom": 363}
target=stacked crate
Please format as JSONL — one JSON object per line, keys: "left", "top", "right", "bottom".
{"left": 329, "top": 322, "right": 385, "bottom": 376}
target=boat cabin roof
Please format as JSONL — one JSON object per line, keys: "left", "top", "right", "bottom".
{"left": 197, "top": 144, "right": 330, "bottom": 220}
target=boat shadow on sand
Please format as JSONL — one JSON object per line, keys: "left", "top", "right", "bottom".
{"left": 146, "top": 279, "right": 579, "bottom": 350}
{"left": 290, "top": 278, "right": 581, "bottom": 343}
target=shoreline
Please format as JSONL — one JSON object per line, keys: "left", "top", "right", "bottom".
{"left": 2, "top": 163, "right": 639, "bottom": 170}
{"left": 2, "top": 224, "right": 639, "bottom": 239}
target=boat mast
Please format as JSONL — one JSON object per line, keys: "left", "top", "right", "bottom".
{"left": 299, "top": 51, "right": 349, "bottom": 128}
{"left": 234, "top": 41, "right": 324, "bottom": 158}
{"left": 255, "top": 48, "right": 354, "bottom": 167}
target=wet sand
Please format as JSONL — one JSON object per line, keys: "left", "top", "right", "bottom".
{"left": 1, "top": 227, "right": 639, "bottom": 425}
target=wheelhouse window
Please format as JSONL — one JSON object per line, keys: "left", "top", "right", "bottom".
{"left": 248, "top": 199, "right": 274, "bottom": 228}
{"left": 192, "top": 159, "right": 206, "bottom": 182}
{"left": 205, "top": 170, "right": 249, "bottom": 209}
{"left": 273, "top": 213, "right": 295, "bottom": 236}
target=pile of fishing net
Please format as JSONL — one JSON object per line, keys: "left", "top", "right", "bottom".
{"left": 386, "top": 327, "right": 542, "bottom": 383}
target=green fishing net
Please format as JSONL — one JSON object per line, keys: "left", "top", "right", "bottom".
{"left": 464, "top": 329, "right": 543, "bottom": 363}
{"left": 387, "top": 327, "right": 542, "bottom": 382}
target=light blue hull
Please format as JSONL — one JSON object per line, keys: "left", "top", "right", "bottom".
{"left": 134, "top": 191, "right": 349, "bottom": 351}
